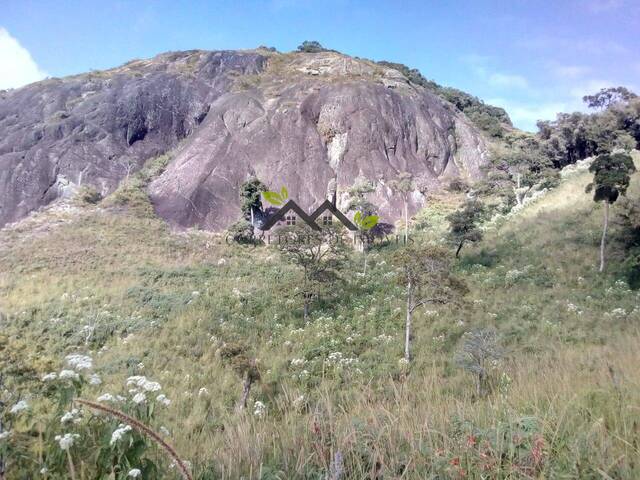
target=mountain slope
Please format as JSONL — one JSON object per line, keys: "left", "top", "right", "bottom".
{"left": 0, "top": 49, "right": 489, "bottom": 230}
{"left": 1, "top": 153, "right": 639, "bottom": 478}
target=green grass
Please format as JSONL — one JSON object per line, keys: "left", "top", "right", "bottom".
{"left": 1, "top": 154, "right": 640, "bottom": 478}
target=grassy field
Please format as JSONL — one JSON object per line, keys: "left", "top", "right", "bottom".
{"left": 1, "top": 154, "right": 640, "bottom": 479}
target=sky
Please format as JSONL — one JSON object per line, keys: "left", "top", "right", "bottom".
{"left": 1, "top": 0, "right": 638, "bottom": 131}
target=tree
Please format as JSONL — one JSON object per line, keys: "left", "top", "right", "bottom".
{"left": 352, "top": 210, "right": 379, "bottom": 275}
{"left": 297, "top": 41, "right": 327, "bottom": 53}
{"left": 454, "top": 329, "right": 503, "bottom": 397}
{"left": 217, "top": 342, "right": 260, "bottom": 413}
{"left": 240, "top": 178, "right": 267, "bottom": 226}
{"left": 277, "top": 224, "right": 349, "bottom": 321}
{"left": 583, "top": 86, "right": 637, "bottom": 110}
{"left": 586, "top": 152, "right": 637, "bottom": 272}
{"left": 392, "top": 245, "right": 467, "bottom": 362}
{"left": 446, "top": 199, "right": 485, "bottom": 258}
{"left": 389, "top": 172, "right": 414, "bottom": 245}
{"left": 346, "top": 176, "right": 377, "bottom": 216}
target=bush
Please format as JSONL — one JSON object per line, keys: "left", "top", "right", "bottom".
{"left": 76, "top": 186, "right": 102, "bottom": 205}
{"left": 227, "top": 219, "right": 256, "bottom": 244}
{"left": 296, "top": 41, "right": 327, "bottom": 53}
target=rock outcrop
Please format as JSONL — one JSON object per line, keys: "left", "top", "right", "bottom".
{"left": 0, "top": 49, "right": 490, "bottom": 230}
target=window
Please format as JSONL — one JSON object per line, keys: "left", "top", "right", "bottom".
{"left": 286, "top": 214, "right": 296, "bottom": 226}
{"left": 322, "top": 215, "right": 332, "bottom": 226}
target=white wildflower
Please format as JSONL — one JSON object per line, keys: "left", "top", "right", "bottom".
{"left": 110, "top": 424, "right": 132, "bottom": 445}
{"left": 55, "top": 433, "right": 80, "bottom": 450}
{"left": 42, "top": 372, "right": 58, "bottom": 382}
{"left": 132, "top": 392, "right": 146, "bottom": 404}
{"left": 160, "top": 426, "right": 171, "bottom": 436}
{"left": 292, "top": 395, "right": 305, "bottom": 408}
{"left": 128, "top": 469, "right": 142, "bottom": 478}
{"left": 126, "top": 376, "right": 162, "bottom": 392}
{"left": 65, "top": 354, "right": 93, "bottom": 371}
{"left": 60, "top": 409, "right": 81, "bottom": 424}
{"left": 97, "top": 393, "right": 116, "bottom": 403}
{"left": 253, "top": 400, "right": 267, "bottom": 418}
{"left": 198, "top": 388, "right": 209, "bottom": 396}
{"left": 10, "top": 400, "right": 29, "bottom": 414}
{"left": 89, "top": 374, "right": 102, "bottom": 385}
{"left": 156, "top": 394, "right": 171, "bottom": 406}
{"left": 398, "top": 358, "right": 410, "bottom": 367}
{"left": 59, "top": 370, "right": 80, "bottom": 381}
{"left": 290, "top": 358, "right": 307, "bottom": 367}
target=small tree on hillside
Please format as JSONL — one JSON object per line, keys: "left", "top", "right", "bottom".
{"left": 240, "top": 178, "right": 267, "bottom": 226}
{"left": 393, "top": 244, "right": 467, "bottom": 362}
{"left": 446, "top": 199, "right": 486, "bottom": 258}
{"left": 346, "top": 176, "right": 377, "bottom": 216}
{"left": 583, "top": 86, "right": 637, "bottom": 110}
{"left": 297, "top": 41, "right": 327, "bottom": 53}
{"left": 277, "top": 225, "right": 349, "bottom": 321}
{"left": 389, "top": 172, "right": 414, "bottom": 245}
{"left": 218, "top": 342, "right": 261, "bottom": 413}
{"left": 455, "top": 329, "right": 503, "bottom": 397}
{"left": 586, "top": 152, "right": 636, "bottom": 272}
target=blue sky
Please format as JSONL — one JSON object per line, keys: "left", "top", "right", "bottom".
{"left": 1, "top": 0, "right": 638, "bottom": 131}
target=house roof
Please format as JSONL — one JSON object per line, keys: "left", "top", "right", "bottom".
{"left": 259, "top": 200, "right": 321, "bottom": 231}
{"left": 309, "top": 200, "right": 358, "bottom": 231}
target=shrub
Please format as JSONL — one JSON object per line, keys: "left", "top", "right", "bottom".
{"left": 75, "top": 186, "right": 102, "bottom": 205}
{"left": 227, "top": 219, "right": 256, "bottom": 244}
{"left": 296, "top": 41, "right": 327, "bottom": 53}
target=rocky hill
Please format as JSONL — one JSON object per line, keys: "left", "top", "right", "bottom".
{"left": 0, "top": 48, "right": 492, "bottom": 230}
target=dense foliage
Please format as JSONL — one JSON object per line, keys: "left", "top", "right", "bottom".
{"left": 377, "top": 60, "right": 512, "bottom": 138}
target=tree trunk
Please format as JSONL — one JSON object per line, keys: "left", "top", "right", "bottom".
{"left": 303, "top": 299, "right": 309, "bottom": 322}
{"left": 403, "top": 200, "right": 409, "bottom": 245}
{"left": 235, "top": 370, "right": 252, "bottom": 413}
{"left": 600, "top": 202, "right": 609, "bottom": 273}
{"left": 455, "top": 241, "right": 464, "bottom": 258}
{"left": 404, "top": 282, "right": 412, "bottom": 362}
{"left": 250, "top": 207, "right": 255, "bottom": 227}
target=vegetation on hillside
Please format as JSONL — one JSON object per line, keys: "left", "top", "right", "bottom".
{"left": 1, "top": 147, "right": 640, "bottom": 478}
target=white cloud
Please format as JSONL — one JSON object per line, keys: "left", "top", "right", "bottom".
{"left": 569, "top": 79, "right": 614, "bottom": 99}
{"left": 551, "top": 65, "right": 591, "bottom": 79}
{"left": 487, "top": 97, "right": 568, "bottom": 132}
{"left": 487, "top": 73, "right": 529, "bottom": 89}
{"left": 0, "top": 27, "right": 47, "bottom": 90}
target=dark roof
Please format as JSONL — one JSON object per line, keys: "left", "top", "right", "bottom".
{"left": 259, "top": 200, "right": 321, "bottom": 231}
{"left": 309, "top": 200, "right": 358, "bottom": 231}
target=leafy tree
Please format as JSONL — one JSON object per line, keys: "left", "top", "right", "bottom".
{"left": 586, "top": 152, "right": 637, "bottom": 272}
{"left": 446, "top": 199, "right": 486, "bottom": 258}
{"left": 454, "top": 329, "right": 503, "bottom": 397}
{"left": 296, "top": 41, "right": 327, "bottom": 53}
{"left": 346, "top": 176, "right": 377, "bottom": 216}
{"left": 392, "top": 244, "right": 467, "bottom": 362}
{"left": 376, "top": 60, "right": 511, "bottom": 136}
{"left": 240, "top": 178, "right": 267, "bottom": 226}
{"left": 389, "top": 172, "right": 414, "bottom": 245}
{"left": 583, "top": 86, "right": 637, "bottom": 110}
{"left": 217, "top": 342, "right": 260, "bottom": 413}
{"left": 353, "top": 210, "right": 379, "bottom": 275}
{"left": 277, "top": 224, "right": 349, "bottom": 321}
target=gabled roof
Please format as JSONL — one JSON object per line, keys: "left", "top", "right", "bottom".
{"left": 309, "top": 200, "right": 358, "bottom": 231}
{"left": 259, "top": 199, "right": 321, "bottom": 231}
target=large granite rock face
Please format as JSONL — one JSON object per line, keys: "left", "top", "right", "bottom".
{"left": 0, "top": 51, "right": 266, "bottom": 227}
{"left": 0, "top": 49, "right": 489, "bottom": 230}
